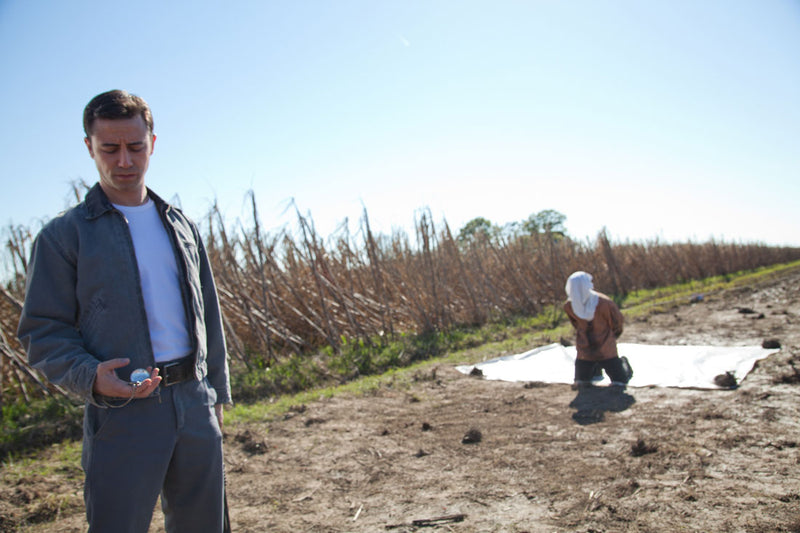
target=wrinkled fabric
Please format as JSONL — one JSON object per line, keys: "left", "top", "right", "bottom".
{"left": 565, "top": 271, "right": 599, "bottom": 320}
{"left": 456, "top": 343, "right": 779, "bottom": 389}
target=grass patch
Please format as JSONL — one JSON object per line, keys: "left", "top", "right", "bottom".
{"left": 621, "top": 260, "right": 800, "bottom": 320}
{"left": 231, "top": 354, "right": 325, "bottom": 404}
{"left": 2, "top": 439, "right": 83, "bottom": 481}
{"left": 230, "top": 356, "right": 446, "bottom": 424}
{"left": 1, "top": 398, "right": 83, "bottom": 462}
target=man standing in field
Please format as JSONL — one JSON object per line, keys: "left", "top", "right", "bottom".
{"left": 17, "top": 90, "right": 231, "bottom": 532}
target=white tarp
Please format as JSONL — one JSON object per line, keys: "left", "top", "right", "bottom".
{"left": 456, "top": 343, "right": 781, "bottom": 389}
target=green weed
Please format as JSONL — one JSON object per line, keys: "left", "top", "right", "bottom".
{"left": 1, "top": 398, "right": 82, "bottom": 461}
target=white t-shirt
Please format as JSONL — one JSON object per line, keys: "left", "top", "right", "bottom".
{"left": 114, "top": 199, "right": 192, "bottom": 363}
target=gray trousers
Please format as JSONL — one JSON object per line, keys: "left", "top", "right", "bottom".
{"left": 82, "top": 378, "right": 224, "bottom": 533}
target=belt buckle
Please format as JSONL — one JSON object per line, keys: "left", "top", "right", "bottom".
{"left": 161, "top": 360, "right": 181, "bottom": 387}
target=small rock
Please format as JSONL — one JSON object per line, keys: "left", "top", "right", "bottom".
{"left": 462, "top": 428, "right": 482, "bottom": 444}
{"left": 469, "top": 367, "right": 484, "bottom": 377}
{"left": 762, "top": 339, "right": 782, "bottom": 349}
{"left": 234, "top": 430, "right": 268, "bottom": 455}
{"left": 631, "top": 438, "right": 658, "bottom": 457}
{"left": 713, "top": 371, "right": 738, "bottom": 389}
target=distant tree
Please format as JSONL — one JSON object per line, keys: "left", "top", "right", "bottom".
{"left": 537, "top": 209, "right": 567, "bottom": 235}
{"left": 457, "top": 217, "right": 496, "bottom": 244}
{"left": 501, "top": 221, "right": 522, "bottom": 240}
{"left": 522, "top": 209, "right": 567, "bottom": 238}
{"left": 457, "top": 210, "right": 567, "bottom": 247}
{"left": 521, "top": 214, "right": 540, "bottom": 235}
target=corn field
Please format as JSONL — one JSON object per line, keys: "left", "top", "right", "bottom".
{"left": 3, "top": 192, "right": 800, "bottom": 407}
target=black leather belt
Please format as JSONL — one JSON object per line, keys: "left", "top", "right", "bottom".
{"left": 157, "top": 355, "right": 195, "bottom": 386}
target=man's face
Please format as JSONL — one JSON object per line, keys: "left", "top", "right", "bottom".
{"left": 85, "top": 115, "right": 156, "bottom": 206}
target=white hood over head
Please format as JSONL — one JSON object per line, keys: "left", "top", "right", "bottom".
{"left": 565, "top": 271, "right": 599, "bottom": 320}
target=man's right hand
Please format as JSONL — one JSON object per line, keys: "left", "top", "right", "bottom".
{"left": 93, "top": 358, "right": 162, "bottom": 399}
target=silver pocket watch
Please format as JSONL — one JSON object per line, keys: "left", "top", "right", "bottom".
{"left": 130, "top": 368, "right": 150, "bottom": 384}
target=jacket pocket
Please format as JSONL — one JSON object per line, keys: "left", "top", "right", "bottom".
{"left": 78, "top": 295, "right": 106, "bottom": 340}
{"left": 85, "top": 403, "right": 116, "bottom": 441}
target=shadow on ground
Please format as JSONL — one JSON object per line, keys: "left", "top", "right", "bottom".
{"left": 569, "top": 386, "right": 636, "bottom": 425}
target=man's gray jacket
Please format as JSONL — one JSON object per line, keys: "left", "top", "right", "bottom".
{"left": 17, "top": 183, "right": 231, "bottom": 406}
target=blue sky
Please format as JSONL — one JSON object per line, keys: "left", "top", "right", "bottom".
{"left": 1, "top": 0, "right": 798, "bottom": 247}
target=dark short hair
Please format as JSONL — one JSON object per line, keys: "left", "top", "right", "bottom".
{"left": 83, "top": 90, "right": 154, "bottom": 137}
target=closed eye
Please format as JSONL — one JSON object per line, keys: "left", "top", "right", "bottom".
{"left": 99, "top": 142, "right": 145, "bottom": 153}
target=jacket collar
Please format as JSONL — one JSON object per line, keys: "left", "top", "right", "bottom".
{"left": 84, "top": 183, "right": 170, "bottom": 219}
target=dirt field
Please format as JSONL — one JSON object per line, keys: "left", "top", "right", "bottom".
{"left": 4, "top": 267, "right": 800, "bottom": 532}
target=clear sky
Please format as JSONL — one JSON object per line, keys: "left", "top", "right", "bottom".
{"left": 1, "top": 1, "right": 798, "bottom": 247}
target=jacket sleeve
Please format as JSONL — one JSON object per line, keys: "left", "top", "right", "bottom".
{"left": 16, "top": 227, "right": 101, "bottom": 404}
{"left": 196, "top": 229, "right": 232, "bottom": 405}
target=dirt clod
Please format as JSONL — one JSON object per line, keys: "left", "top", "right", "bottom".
{"left": 469, "top": 366, "right": 484, "bottom": 377}
{"left": 523, "top": 381, "right": 547, "bottom": 388}
{"left": 461, "top": 428, "right": 482, "bottom": 444}
{"left": 234, "top": 429, "right": 268, "bottom": 455}
{"left": 630, "top": 438, "right": 658, "bottom": 457}
{"left": 713, "top": 371, "right": 738, "bottom": 389}
{"left": 763, "top": 338, "right": 782, "bottom": 349}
